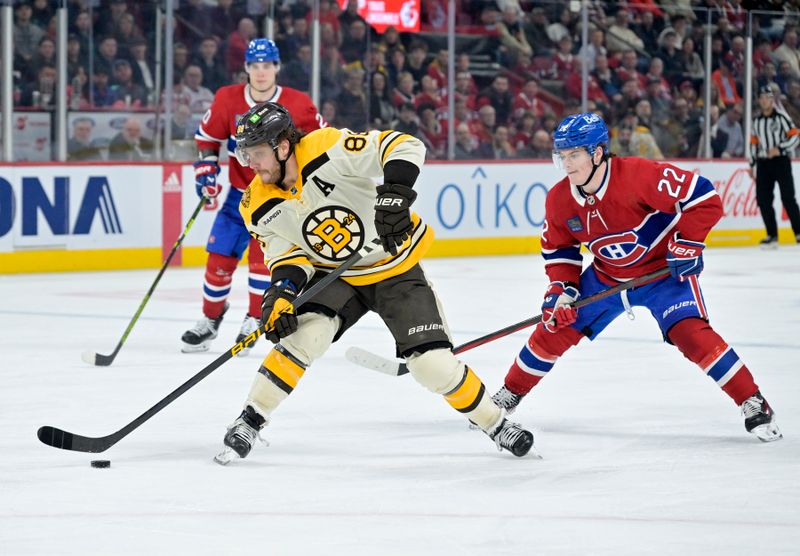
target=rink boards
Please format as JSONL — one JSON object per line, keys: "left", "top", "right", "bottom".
{"left": 0, "top": 159, "right": 794, "bottom": 273}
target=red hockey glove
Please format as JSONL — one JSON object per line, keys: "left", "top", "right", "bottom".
{"left": 666, "top": 234, "right": 705, "bottom": 282}
{"left": 541, "top": 281, "right": 580, "bottom": 333}
{"left": 193, "top": 159, "right": 221, "bottom": 200}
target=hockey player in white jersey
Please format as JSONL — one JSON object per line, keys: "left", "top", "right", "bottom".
{"left": 214, "top": 102, "right": 535, "bottom": 463}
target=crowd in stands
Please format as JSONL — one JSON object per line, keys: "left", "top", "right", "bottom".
{"left": 9, "top": 0, "right": 800, "bottom": 160}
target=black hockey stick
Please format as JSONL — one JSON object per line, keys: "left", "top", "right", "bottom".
{"left": 346, "top": 267, "right": 671, "bottom": 376}
{"left": 39, "top": 238, "right": 382, "bottom": 453}
{"left": 82, "top": 196, "right": 208, "bottom": 367}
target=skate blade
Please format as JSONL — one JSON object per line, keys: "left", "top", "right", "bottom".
{"left": 181, "top": 343, "right": 211, "bottom": 354}
{"left": 214, "top": 447, "right": 239, "bottom": 465}
{"left": 751, "top": 422, "right": 783, "bottom": 442}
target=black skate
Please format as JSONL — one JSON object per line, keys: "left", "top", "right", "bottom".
{"left": 234, "top": 314, "right": 262, "bottom": 357}
{"left": 759, "top": 236, "right": 778, "bottom": 250}
{"left": 181, "top": 303, "right": 228, "bottom": 353}
{"left": 742, "top": 391, "right": 782, "bottom": 442}
{"left": 487, "top": 414, "right": 535, "bottom": 457}
{"left": 214, "top": 405, "right": 268, "bottom": 465}
{"left": 491, "top": 386, "right": 525, "bottom": 414}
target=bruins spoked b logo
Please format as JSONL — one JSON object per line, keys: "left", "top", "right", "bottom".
{"left": 302, "top": 206, "right": 365, "bottom": 261}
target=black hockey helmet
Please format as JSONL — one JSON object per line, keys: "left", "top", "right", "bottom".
{"left": 234, "top": 101, "right": 301, "bottom": 164}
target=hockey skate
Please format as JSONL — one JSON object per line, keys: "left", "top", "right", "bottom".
{"left": 181, "top": 303, "right": 228, "bottom": 353}
{"left": 759, "top": 236, "right": 778, "bottom": 250}
{"left": 741, "top": 391, "right": 782, "bottom": 442}
{"left": 491, "top": 386, "right": 526, "bottom": 414}
{"left": 214, "top": 405, "right": 268, "bottom": 465}
{"left": 234, "top": 314, "right": 262, "bottom": 357}
{"left": 486, "top": 412, "right": 535, "bottom": 457}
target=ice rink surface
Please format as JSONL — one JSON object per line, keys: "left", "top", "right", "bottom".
{"left": 1, "top": 247, "right": 799, "bottom": 555}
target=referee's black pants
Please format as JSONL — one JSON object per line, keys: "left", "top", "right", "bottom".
{"left": 755, "top": 155, "right": 800, "bottom": 237}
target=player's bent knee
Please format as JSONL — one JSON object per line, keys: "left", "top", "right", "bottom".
{"left": 279, "top": 312, "right": 339, "bottom": 365}
{"left": 406, "top": 348, "right": 465, "bottom": 394}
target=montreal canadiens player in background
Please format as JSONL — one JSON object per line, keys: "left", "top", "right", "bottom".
{"left": 491, "top": 113, "right": 782, "bottom": 442}
{"left": 184, "top": 38, "right": 325, "bottom": 355}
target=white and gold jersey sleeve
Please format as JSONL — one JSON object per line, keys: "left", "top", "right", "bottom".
{"left": 239, "top": 127, "right": 433, "bottom": 286}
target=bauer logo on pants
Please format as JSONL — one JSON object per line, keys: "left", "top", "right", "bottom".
{"left": 302, "top": 206, "right": 365, "bottom": 261}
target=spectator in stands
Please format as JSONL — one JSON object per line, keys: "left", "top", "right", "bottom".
{"left": 553, "top": 35, "right": 576, "bottom": 81}
{"left": 454, "top": 122, "right": 482, "bottom": 160}
{"left": 488, "top": 125, "right": 516, "bottom": 159}
{"left": 98, "top": 0, "right": 130, "bottom": 38}
{"left": 173, "top": 42, "right": 190, "bottom": 79}
{"left": 497, "top": 4, "right": 533, "bottom": 65}
{"left": 565, "top": 59, "right": 609, "bottom": 109}
{"left": 644, "top": 57, "right": 672, "bottom": 100}
{"left": 321, "top": 99, "right": 340, "bottom": 128}
{"left": 282, "top": 43, "right": 313, "bottom": 92}
{"left": 406, "top": 41, "right": 430, "bottom": 85}
{"left": 282, "top": 16, "right": 312, "bottom": 56}
{"left": 427, "top": 49, "right": 449, "bottom": 90}
{"left": 607, "top": 9, "right": 644, "bottom": 53}
{"left": 665, "top": 97, "right": 702, "bottom": 158}
{"left": 711, "top": 57, "right": 741, "bottom": 107}
{"left": 340, "top": 19, "right": 369, "bottom": 64}
{"left": 633, "top": 10, "right": 661, "bottom": 54}
{"left": 698, "top": 104, "right": 723, "bottom": 157}
{"left": 386, "top": 48, "right": 407, "bottom": 90}
{"left": 579, "top": 29, "right": 607, "bottom": 72}
{"left": 90, "top": 67, "right": 118, "bottom": 108}
{"left": 67, "top": 117, "right": 104, "bottom": 161}
{"left": 209, "top": 0, "right": 244, "bottom": 43}
{"left": 108, "top": 117, "right": 152, "bottom": 161}
{"left": 319, "top": 46, "right": 344, "bottom": 103}
{"left": 775, "top": 61, "right": 794, "bottom": 95}
{"left": 470, "top": 104, "right": 496, "bottom": 144}
{"left": 336, "top": 66, "right": 368, "bottom": 130}
{"left": 783, "top": 79, "right": 800, "bottom": 125}
{"left": 713, "top": 17, "right": 734, "bottom": 52}
{"left": 169, "top": 103, "right": 194, "bottom": 141}
{"left": 13, "top": 1, "right": 44, "bottom": 64}
{"left": 379, "top": 25, "right": 404, "bottom": 54}
{"left": 678, "top": 80, "right": 702, "bottom": 112}
{"left": 594, "top": 54, "right": 621, "bottom": 101}
{"left": 512, "top": 78, "right": 550, "bottom": 121}
{"left": 177, "top": 0, "right": 213, "bottom": 46}
{"left": 616, "top": 49, "right": 645, "bottom": 88}
{"left": 114, "top": 12, "right": 142, "bottom": 60}
{"left": 630, "top": 99, "right": 664, "bottom": 159}
{"left": 339, "top": 0, "right": 366, "bottom": 30}
{"left": 418, "top": 103, "right": 446, "bottom": 158}
{"left": 656, "top": 27, "right": 683, "bottom": 85}
{"left": 772, "top": 29, "right": 800, "bottom": 79}
{"left": 609, "top": 124, "right": 635, "bottom": 156}
{"left": 456, "top": 53, "right": 478, "bottom": 93}
{"left": 179, "top": 64, "right": 214, "bottom": 112}
{"left": 644, "top": 77, "right": 670, "bottom": 125}
{"left": 415, "top": 75, "right": 445, "bottom": 110}
{"left": 679, "top": 37, "right": 704, "bottom": 85}
{"left": 26, "top": 36, "right": 56, "bottom": 82}
{"left": 68, "top": 66, "right": 90, "bottom": 110}
{"left": 369, "top": 71, "right": 396, "bottom": 130}
{"left": 30, "top": 0, "right": 53, "bottom": 29}
{"left": 20, "top": 63, "right": 56, "bottom": 110}
{"left": 95, "top": 36, "right": 119, "bottom": 78}
{"left": 477, "top": 74, "right": 513, "bottom": 126}
{"left": 523, "top": 7, "right": 554, "bottom": 55}
{"left": 66, "top": 34, "right": 87, "bottom": 82}
{"left": 753, "top": 37, "right": 774, "bottom": 76}
{"left": 547, "top": 6, "right": 575, "bottom": 45}
{"left": 391, "top": 71, "right": 416, "bottom": 108}
{"left": 111, "top": 59, "right": 148, "bottom": 108}
{"left": 611, "top": 78, "right": 643, "bottom": 121}
{"left": 391, "top": 102, "right": 422, "bottom": 139}
{"left": 716, "top": 103, "right": 745, "bottom": 158}
{"left": 363, "top": 45, "right": 388, "bottom": 79}
{"left": 517, "top": 128, "right": 551, "bottom": 159}
{"left": 512, "top": 111, "right": 537, "bottom": 150}
{"left": 226, "top": 17, "right": 257, "bottom": 75}
{"left": 129, "top": 38, "right": 155, "bottom": 100}
{"left": 70, "top": 10, "right": 92, "bottom": 58}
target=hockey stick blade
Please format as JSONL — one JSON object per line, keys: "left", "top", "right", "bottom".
{"left": 346, "top": 267, "right": 672, "bottom": 377}
{"left": 81, "top": 350, "right": 117, "bottom": 367}
{"left": 39, "top": 239, "right": 382, "bottom": 453}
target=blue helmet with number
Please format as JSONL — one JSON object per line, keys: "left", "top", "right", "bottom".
{"left": 553, "top": 112, "right": 609, "bottom": 153}
{"left": 245, "top": 38, "right": 281, "bottom": 65}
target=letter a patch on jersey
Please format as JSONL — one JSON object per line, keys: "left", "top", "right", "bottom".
{"left": 567, "top": 216, "right": 583, "bottom": 232}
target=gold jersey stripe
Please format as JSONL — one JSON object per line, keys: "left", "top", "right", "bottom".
{"left": 381, "top": 133, "right": 412, "bottom": 164}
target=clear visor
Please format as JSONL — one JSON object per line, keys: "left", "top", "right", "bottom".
{"left": 552, "top": 148, "right": 592, "bottom": 171}
{"left": 234, "top": 144, "right": 273, "bottom": 167}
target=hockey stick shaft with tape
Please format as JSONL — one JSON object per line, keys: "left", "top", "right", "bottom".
{"left": 40, "top": 239, "right": 382, "bottom": 453}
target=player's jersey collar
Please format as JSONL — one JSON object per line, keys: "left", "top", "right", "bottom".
{"left": 245, "top": 85, "right": 283, "bottom": 107}
{"left": 569, "top": 158, "right": 612, "bottom": 207}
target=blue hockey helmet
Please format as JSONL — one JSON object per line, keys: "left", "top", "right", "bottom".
{"left": 245, "top": 38, "right": 281, "bottom": 65}
{"left": 553, "top": 112, "right": 609, "bottom": 154}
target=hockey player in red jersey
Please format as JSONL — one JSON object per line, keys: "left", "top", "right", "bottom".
{"left": 492, "top": 113, "right": 782, "bottom": 442}
{"left": 183, "top": 38, "right": 325, "bottom": 354}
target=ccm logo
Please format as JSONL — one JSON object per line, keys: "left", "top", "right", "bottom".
{"left": 669, "top": 244, "right": 699, "bottom": 256}
{"left": 376, "top": 197, "right": 403, "bottom": 207}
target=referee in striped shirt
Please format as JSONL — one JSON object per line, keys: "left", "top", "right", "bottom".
{"left": 749, "top": 84, "right": 800, "bottom": 247}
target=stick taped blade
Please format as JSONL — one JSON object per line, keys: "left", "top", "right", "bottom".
{"left": 81, "top": 351, "right": 97, "bottom": 365}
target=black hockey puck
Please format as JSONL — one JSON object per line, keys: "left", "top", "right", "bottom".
{"left": 90, "top": 460, "right": 111, "bottom": 468}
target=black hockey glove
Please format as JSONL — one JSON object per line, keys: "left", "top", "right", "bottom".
{"left": 261, "top": 280, "right": 299, "bottom": 343}
{"left": 374, "top": 183, "right": 417, "bottom": 256}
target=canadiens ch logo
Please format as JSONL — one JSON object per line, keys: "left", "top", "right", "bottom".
{"left": 302, "top": 205, "right": 365, "bottom": 261}
{"left": 588, "top": 231, "right": 648, "bottom": 267}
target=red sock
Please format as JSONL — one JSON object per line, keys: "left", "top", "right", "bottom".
{"left": 669, "top": 318, "right": 758, "bottom": 405}
{"left": 202, "top": 253, "right": 238, "bottom": 319}
{"left": 505, "top": 325, "right": 582, "bottom": 395}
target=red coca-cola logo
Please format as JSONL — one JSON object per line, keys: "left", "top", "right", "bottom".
{"left": 689, "top": 166, "right": 760, "bottom": 218}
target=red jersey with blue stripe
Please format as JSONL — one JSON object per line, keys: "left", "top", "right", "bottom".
{"left": 195, "top": 84, "right": 326, "bottom": 191}
{"left": 541, "top": 157, "right": 722, "bottom": 285}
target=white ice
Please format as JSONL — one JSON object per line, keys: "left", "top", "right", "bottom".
{"left": 1, "top": 247, "right": 799, "bottom": 555}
